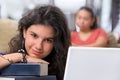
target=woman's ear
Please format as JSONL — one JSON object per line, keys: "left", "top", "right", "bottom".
{"left": 23, "top": 28, "right": 27, "bottom": 38}
{"left": 91, "top": 18, "right": 95, "bottom": 26}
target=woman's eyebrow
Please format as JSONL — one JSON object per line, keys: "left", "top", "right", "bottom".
{"left": 29, "top": 31, "right": 35, "bottom": 34}
{"left": 29, "top": 31, "right": 55, "bottom": 39}
{"left": 45, "top": 37, "right": 54, "bottom": 40}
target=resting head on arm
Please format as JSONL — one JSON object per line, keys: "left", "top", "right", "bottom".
{"left": 0, "top": 5, "right": 71, "bottom": 80}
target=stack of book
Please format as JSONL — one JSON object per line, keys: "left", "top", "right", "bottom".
{"left": 0, "top": 63, "right": 56, "bottom": 80}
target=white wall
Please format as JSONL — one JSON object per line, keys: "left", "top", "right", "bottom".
{"left": 55, "top": 0, "right": 86, "bottom": 13}
{"left": 100, "top": 0, "right": 112, "bottom": 32}
{"left": 0, "top": 0, "right": 112, "bottom": 32}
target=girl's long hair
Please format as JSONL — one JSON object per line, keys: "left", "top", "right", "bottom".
{"left": 9, "top": 5, "right": 71, "bottom": 80}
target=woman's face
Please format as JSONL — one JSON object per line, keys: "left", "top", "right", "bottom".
{"left": 76, "top": 9, "right": 94, "bottom": 31}
{"left": 23, "top": 24, "right": 55, "bottom": 59}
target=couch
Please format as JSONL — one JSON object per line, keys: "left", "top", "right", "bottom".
{"left": 106, "top": 32, "right": 119, "bottom": 48}
{"left": 0, "top": 19, "right": 18, "bottom": 52}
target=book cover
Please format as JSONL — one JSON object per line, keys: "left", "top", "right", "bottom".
{"left": 0, "top": 75, "right": 56, "bottom": 80}
{"left": 1, "top": 63, "right": 48, "bottom": 76}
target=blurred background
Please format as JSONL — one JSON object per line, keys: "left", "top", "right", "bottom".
{"left": 0, "top": 0, "right": 119, "bottom": 36}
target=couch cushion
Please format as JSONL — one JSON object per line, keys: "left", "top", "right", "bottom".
{"left": 106, "top": 32, "right": 119, "bottom": 47}
{"left": 0, "top": 19, "right": 18, "bottom": 52}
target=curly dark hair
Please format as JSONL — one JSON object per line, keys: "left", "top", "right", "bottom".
{"left": 77, "top": 6, "right": 98, "bottom": 30}
{"left": 8, "top": 5, "right": 71, "bottom": 80}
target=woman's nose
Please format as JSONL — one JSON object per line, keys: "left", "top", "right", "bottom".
{"left": 80, "top": 19, "right": 84, "bottom": 24}
{"left": 35, "top": 39, "right": 43, "bottom": 50}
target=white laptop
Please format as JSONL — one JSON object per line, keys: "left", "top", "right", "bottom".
{"left": 64, "top": 47, "right": 120, "bottom": 80}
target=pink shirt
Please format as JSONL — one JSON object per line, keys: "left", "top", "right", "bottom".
{"left": 71, "top": 28, "right": 107, "bottom": 45}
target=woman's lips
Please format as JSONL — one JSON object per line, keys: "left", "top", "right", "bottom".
{"left": 32, "top": 49, "right": 42, "bottom": 56}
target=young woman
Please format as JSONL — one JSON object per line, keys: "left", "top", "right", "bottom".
{"left": 71, "top": 6, "right": 108, "bottom": 47}
{"left": 0, "top": 5, "right": 71, "bottom": 80}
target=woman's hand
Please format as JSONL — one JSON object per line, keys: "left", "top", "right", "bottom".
{"left": 26, "top": 55, "right": 49, "bottom": 64}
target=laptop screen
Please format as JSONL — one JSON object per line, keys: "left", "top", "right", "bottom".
{"left": 64, "top": 47, "right": 120, "bottom": 80}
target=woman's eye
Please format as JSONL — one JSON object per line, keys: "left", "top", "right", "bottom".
{"left": 78, "top": 16, "right": 81, "bottom": 20}
{"left": 31, "top": 33, "right": 38, "bottom": 38}
{"left": 45, "top": 39, "right": 54, "bottom": 43}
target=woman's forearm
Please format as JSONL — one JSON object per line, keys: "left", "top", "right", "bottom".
{"left": 0, "top": 53, "right": 22, "bottom": 68}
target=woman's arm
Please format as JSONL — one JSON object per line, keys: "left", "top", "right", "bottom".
{"left": 0, "top": 53, "right": 49, "bottom": 69}
{"left": 0, "top": 53, "right": 22, "bottom": 68}
{"left": 72, "top": 28, "right": 108, "bottom": 47}
{"left": 72, "top": 36, "right": 107, "bottom": 47}
{"left": 83, "top": 36, "right": 108, "bottom": 47}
